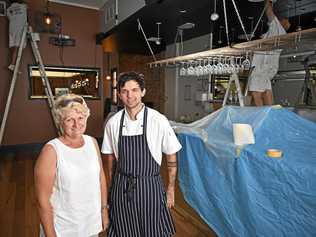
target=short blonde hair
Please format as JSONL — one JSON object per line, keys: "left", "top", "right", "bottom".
{"left": 54, "top": 94, "right": 90, "bottom": 128}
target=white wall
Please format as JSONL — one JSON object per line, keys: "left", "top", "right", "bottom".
{"left": 164, "top": 34, "right": 214, "bottom": 121}
{"left": 164, "top": 44, "right": 178, "bottom": 121}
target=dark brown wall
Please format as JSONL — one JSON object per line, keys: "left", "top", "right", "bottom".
{"left": 119, "top": 53, "right": 165, "bottom": 113}
{"left": 0, "top": 1, "right": 104, "bottom": 145}
{"left": 100, "top": 50, "right": 166, "bottom": 113}
{"left": 102, "top": 52, "right": 119, "bottom": 100}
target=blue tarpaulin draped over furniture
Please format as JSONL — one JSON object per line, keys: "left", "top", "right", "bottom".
{"left": 174, "top": 106, "right": 316, "bottom": 237}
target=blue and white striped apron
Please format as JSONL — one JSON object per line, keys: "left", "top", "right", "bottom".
{"left": 107, "top": 107, "right": 176, "bottom": 237}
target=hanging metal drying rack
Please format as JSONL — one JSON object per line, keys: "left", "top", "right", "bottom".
{"left": 148, "top": 27, "right": 316, "bottom": 68}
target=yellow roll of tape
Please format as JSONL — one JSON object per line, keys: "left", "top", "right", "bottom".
{"left": 266, "top": 149, "right": 283, "bottom": 158}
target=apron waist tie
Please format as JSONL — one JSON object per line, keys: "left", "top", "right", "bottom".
{"left": 118, "top": 170, "right": 159, "bottom": 201}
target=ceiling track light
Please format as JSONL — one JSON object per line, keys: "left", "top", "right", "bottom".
{"left": 147, "top": 22, "right": 162, "bottom": 45}
{"left": 156, "top": 22, "right": 161, "bottom": 45}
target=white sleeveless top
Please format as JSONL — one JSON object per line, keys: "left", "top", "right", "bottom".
{"left": 40, "top": 135, "right": 102, "bottom": 237}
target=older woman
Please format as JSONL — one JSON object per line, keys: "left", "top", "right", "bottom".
{"left": 34, "top": 94, "right": 109, "bottom": 237}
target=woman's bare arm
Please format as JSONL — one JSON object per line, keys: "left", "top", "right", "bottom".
{"left": 34, "top": 144, "right": 57, "bottom": 237}
{"left": 92, "top": 138, "right": 109, "bottom": 231}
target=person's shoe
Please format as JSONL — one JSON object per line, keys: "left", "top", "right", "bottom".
{"left": 8, "top": 64, "right": 15, "bottom": 71}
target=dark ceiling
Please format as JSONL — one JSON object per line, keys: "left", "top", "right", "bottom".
{"left": 100, "top": 0, "right": 316, "bottom": 55}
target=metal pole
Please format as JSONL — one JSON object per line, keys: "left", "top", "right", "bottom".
{"left": 222, "top": 0, "right": 230, "bottom": 46}
{"left": 137, "top": 19, "right": 157, "bottom": 62}
{"left": 230, "top": 0, "right": 250, "bottom": 41}
{"left": 233, "top": 73, "right": 244, "bottom": 107}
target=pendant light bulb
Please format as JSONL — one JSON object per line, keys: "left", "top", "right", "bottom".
{"left": 210, "top": 13, "right": 219, "bottom": 21}
{"left": 45, "top": 15, "right": 52, "bottom": 25}
{"left": 210, "top": 0, "right": 219, "bottom": 21}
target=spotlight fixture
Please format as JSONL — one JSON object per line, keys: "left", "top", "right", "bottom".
{"left": 147, "top": 22, "right": 162, "bottom": 45}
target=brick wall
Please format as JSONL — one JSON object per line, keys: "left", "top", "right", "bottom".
{"left": 119, "top": 53, "right": 165, "bottom": 113}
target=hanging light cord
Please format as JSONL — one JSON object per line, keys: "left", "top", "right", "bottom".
{"left": 229, "top": 0, "right": 268, "bottom": 42}
{"left": 250, "top": 3, "right": 268, "bottom": 40}
{"left": 222, "top": 0, "right": 230, "bottom": 46}
{"left": 230, "top": 0, "right": 250, "bottom": 41}
{"left": 137, "top": 19, "right": 157, "bottom": 62}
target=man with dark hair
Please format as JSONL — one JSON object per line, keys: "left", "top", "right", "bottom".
{"left": 102, "top": 71, "right": 182, "bottom": 237}
{"left": 116, "top": 71, "right": 145, "bottom": 92}
{"left": 7, "top": 0, "right": 27, "bottom": 72}
{"left": 248, "top": 0, "right": 290, "bottom": 106}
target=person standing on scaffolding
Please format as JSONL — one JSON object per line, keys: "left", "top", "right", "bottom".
{"left": 248, "top": 0, "right": 290, "bottom": 106}
{"left": 7, "top": 0, "right": 27, "bottom": 72}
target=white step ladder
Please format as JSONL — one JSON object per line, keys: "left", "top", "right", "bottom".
{"left": 222, "top": 73, "right": 245, "bottom": 107}
{"left": 0, "top": 24, "right": 60, "bottom": 145}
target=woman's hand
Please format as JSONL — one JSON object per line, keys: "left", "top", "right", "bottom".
{"left": 166, "top": 186, "right": 175, "bottom": 209}
{"left": 101, "top": 208, "right": 109, "bottom": 231}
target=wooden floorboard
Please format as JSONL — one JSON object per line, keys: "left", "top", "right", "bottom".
{"left": 0, "top": 154, "right": 14, "bottom": 182}
{"left": 0, "top": 181, "right": 16, "bottom": 237}
{"left": 25, "top": 158, "right": 39, "bottom": 237}
{"left": 12, "top": 154, "right": 26, "bottom": 237}
{"left": 0, "top": 151, "right": 216, "bottom": 237}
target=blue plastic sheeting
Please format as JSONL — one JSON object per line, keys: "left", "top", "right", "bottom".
{"left": 176, "top": 106, "right": 316, "bottom": 237}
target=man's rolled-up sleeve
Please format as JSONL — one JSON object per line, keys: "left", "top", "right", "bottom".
{"left": 161, "top": 117, "right": 182, "bottom": 155}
